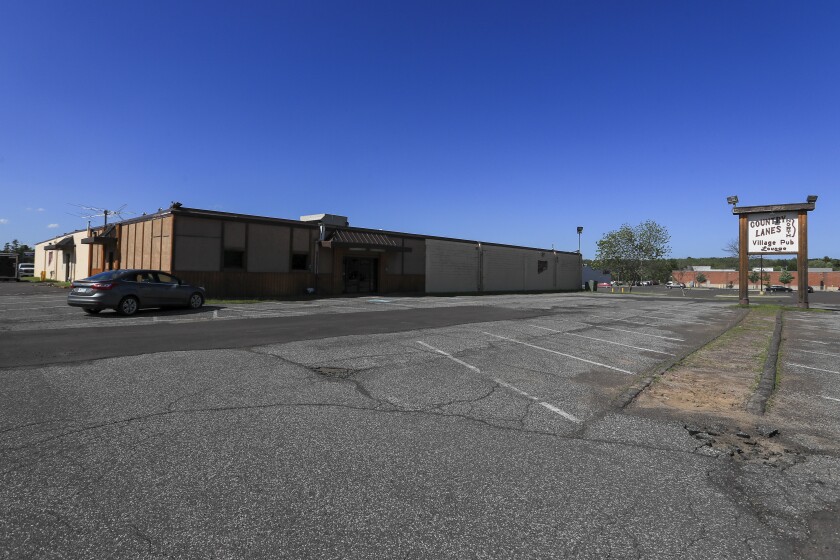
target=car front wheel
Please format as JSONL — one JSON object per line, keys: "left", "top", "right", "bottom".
{"left": 188, "top": 293, "right": 204, "bottom": 309}
{"left": 117, "top": 296, "right": 139, "bottom": 316}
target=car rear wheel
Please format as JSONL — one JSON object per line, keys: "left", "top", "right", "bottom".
{"left": 83, "top": 308, "right": 101, "bottom": 314}
{"left": 188, "top": 292, "right": 204, "bottom": 309}
{"left": 117, "top": 296, "right": 139, "bottom": 316}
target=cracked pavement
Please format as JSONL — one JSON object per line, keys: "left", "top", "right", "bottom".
{"left": 1, "top": 283, "right": 839, "bottom": 558}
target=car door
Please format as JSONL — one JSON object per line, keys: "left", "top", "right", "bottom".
{"left": 151, "top": 272, "right": 186, "bottom": 306}
{"left": 124, "top": 271, "right": 158, "bottom": 305}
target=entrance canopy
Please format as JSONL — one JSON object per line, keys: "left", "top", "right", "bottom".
{"left": 82, "top": 224, "right": 118, "bottom": 246}
{"left": 43, "top": 237, "right": 75, "bottom": 251}
{"left": 320, "top": 230, "right": 411, "bottom": 252}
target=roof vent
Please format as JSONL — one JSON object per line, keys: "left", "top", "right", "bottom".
{"left": 300, "top": 214, "right": 349, "bottom": 227}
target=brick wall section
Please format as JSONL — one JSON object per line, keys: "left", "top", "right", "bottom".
{"left": 673, "top": 270, "right": 840, "bottom": 290}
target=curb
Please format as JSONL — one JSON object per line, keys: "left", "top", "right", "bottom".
{"left": 746, "top": 310, "right": 783, "bottom": 415}
{"left": 613, "top": 306, "right": 751, "bottom": 409}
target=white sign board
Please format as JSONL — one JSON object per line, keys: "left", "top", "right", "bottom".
{"left": 747, "top": 212, "right": 798, "bottom": 254}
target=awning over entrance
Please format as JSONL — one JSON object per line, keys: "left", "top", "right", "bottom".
{"left": 44, "top": 237, "right": 75, "bottom": 251}
{"left": 81, "top": 235, "right": 117, "bottom": 246}
{"left": 82, "top": 224, "right": 117, "bottom": 246}
{"left": 321, "top": 230, "right": 411, "bottom": 252}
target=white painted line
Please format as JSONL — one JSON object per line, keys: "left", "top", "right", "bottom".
{"left": 539, "top": 402, "right": 582, "bottom": 423}
{"left": 641, "top": 313, "right": 714, "bottom": 325}
{"left": 786, "top": 363, "right": 840, "bottom": 375}
{"left": 493, "top": 379, "right": 581, "bottom": 423}
{"left": 821, "top": 395, "right": 840, "bottom": 403}
{"left": 370, "top": 301, "right": 415, "bottom": 308}
{"left": 416, "top": 341, "right": 480, "bottom": 373}
{"left": 530, "top": 325, "right": 676, "bottom": 356}
{"left": 494, "top": 379, "right": 538, "bottom": 400}
{"left": 415, "top": 342, "right": 581, "bottom": 423}
{"left": 797, "top": 349, "right": 840, "bottom": 358}
{"left": 482, "top": 332, "right": 634, "bottom": 375}
{"left": 804, "top": 340, "right": 831, "bottom": 345}
{"left": 575, "top": 322, "right": 685, "bottom": 342}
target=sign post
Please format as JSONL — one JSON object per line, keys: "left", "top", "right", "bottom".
{"left": 730, "top": 197, "right": 817, "bottom": 308}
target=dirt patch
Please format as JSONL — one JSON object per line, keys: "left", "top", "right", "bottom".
{"left": 634, "top": 308, "right": 776, "bottom": 418}
{"left": 632, "top": 308, "right": 804, "bottom": 464}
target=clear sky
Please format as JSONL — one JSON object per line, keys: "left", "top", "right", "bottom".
{"left": 1, "top": 1, "right": 837, "bottom": 259}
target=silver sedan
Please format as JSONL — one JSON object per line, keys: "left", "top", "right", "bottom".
{"left": 68, "top": 269, "right": 206, "bottom": 316}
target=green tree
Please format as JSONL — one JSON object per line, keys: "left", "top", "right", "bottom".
{"left": 779, "top": 270, "right": 794, "bottom": 286}
{"left": 2, "top": 239, "right": 34, "bottom": 259}
{"left": 761, "top": 271, "right": 771, "bottom": 290}
{"left": 748, "top": 271, "right": 760, "bottom": 290}
{"left": 594, "top": 220, "right": 671, "bottom": 285}
{"left": 695, "top": 273, "right": 707, "bottom": 285}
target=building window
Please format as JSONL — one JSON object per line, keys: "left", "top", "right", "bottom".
{"left": 291, "top": 253, "right": 308, "bottom": 271}
{"left": 224, "top": 250, "right": 245, "bottom": 269}
{"left": 537, "top": 260, "right": 548, "bottom": 274}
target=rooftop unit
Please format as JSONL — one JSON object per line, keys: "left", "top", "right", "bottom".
{"left": 299, "top": 214, "right": 349, "bottom": 227}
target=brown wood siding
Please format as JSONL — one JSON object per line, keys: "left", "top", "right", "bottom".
{"left": 142, "top": 220, "right": 153, "bottom": 269}
{"left": 124, "top": 224, "right": 134, "bottom": 268}
{"left": 380, "top": 274, "right": 425, "bottom": 294}
{"left": 160, "top": 216, "right": 173, "bottom": 272}
{"left": 175, "top": 271, "right": 316, "bottom": 299}
{"left": 151, "top": 219, "right": 162, "bottom": 270}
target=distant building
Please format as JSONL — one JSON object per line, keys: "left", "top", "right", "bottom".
{"left": 672, "top": 268, "right": 840, "bottom": 290}
{"left": 34, "top": 205, "right": 583, "bottom": 297}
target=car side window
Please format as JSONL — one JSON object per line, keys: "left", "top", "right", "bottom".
{"left": 155, "top": 273, "right": 179, "bottom": 285}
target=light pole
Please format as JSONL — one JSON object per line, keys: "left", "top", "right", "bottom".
{"left": 577, "top": 226, "right": 583, "bottom": 254}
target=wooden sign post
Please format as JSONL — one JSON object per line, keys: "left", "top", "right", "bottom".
{"left": 730, "top": 196, "right": 817, "bottom": 308}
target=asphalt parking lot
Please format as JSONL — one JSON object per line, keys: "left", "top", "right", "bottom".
{"left": 1, "top": 282, "right": 839, "bottom": 559}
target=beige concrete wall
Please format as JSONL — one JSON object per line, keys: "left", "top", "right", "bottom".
{"left": 426, "top": 239, "right": 580, "bottom": 294}
{"left": 34, "top": 231, "right": 91, "bottom": 282}
{"left": 482, "top": 246, "right": 528, "bottom": 292}
{"left": 425, "top": 239, "right": 479, "bottom": 293}
{"left": 556, "top": 252, "right": 582, "bottom": 290}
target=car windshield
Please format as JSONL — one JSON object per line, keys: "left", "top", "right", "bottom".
{"left": 83, "top": 270, "right": 127, "bottom": 281}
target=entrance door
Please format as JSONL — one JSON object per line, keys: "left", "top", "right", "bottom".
{"left": 343, "top": 257, "right": 378, "bottom": 293}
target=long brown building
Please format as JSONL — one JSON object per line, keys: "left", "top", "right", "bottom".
{"left": 35, "top": 205, "right": 582, "bottom": 298}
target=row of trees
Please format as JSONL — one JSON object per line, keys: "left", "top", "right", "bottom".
{"left": 2, "top": 239, "right": 34, "bottom": 259}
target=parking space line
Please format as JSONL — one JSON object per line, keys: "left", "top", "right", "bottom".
{"left": 482, "top": 332, "right": 634, "bottom": 375}
{"left": 786, "top": 363, "right": 839, "bottom": 375}
{"left": 797, "top": 349, "right": 840, "bottom": 358}
{"left": 530, "top": 325, "right": 676, "bottom": 356}
{"left": 415, "top": 341, "right": 581, "bottom": 423}
{"left": 576, "top": 322, "right": 684, "bottom": 342}
{"left": 821, "top": 395, "right": 840, "bottom": 403}
{"left": 416, "top": 341, "right": 480, "bottom": 373}
{"left": 803, "top": 340, "right": 832, "bottom": 345}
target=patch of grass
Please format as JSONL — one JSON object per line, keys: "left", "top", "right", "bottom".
{"left": 24, "top": 278, "right": 73, "bottom": 287}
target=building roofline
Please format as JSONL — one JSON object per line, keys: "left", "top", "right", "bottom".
{"left": 162, "top": 206, "right": 578, "bottom": 255}
{"left": 35, "top": 228, "right": 89, "bottom": 246}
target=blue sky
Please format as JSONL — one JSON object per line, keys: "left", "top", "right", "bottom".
{"left": 1, "top": 1, "right": 838, "bottom": 259}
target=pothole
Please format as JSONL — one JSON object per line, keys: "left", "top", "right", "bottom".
{"left": 311, "top": 366, "right": 356, "bottom": 379}
{"left": 685, "top": 423, "right": 804, "bottom": 468}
